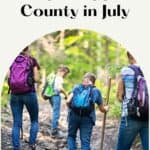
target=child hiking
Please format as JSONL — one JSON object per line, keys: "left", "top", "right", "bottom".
{"left": 8, "top": 46, "right": 40, "bottom": 150}
{"left": 66, "top": 72, "right": 109, "bottom": 150}
{"left": 47, "top": 65, "right": 70, "bottom": 138}
{"left": 116, "top": 51, "right": 149, "bottom": 150}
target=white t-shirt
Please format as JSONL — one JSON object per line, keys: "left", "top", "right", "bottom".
{"left": 54, "top": 75, "right": 64, "bottom": 92}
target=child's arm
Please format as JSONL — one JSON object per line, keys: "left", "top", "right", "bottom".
{"left": 98, "top": 104, "right": 109, "bottom": 113}
{"left": 66, "top": 93, "right": 74, "bottom": 107}
{"left": 93, "top": 88, "right": 109, "bottom": 113}
{"left": 60, "top": 88, "right": 68, "bottom": 99}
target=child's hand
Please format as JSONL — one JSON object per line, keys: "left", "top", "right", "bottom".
{"left": 98, "top": 104, "right": 109, "bottom": 113}
{"left": 66, "top": 101, "right": 71, "bottom": 108}
{"left": 64, "top": 96, "right": 68, "bottom": 100}
{"left": 104, "top": 105, "right": 109, "bottom": 112}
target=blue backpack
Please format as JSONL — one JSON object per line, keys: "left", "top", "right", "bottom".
{"left": 127, "top": 65, "right": 149, "bottom": 121}
{"left": 71, "top": 85, "right": 94, "bottom": 116}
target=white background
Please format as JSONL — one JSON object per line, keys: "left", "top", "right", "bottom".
{"left": 0, "top": 0, "right": 150, "bottom": 93}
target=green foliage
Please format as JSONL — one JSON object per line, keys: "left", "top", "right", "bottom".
{"left": 1, "top": 29, "right": 129, "bottom": 118}
{"left": 106, "top": 64, "right": 125, "bottom": 78}
{"left": 107, "top": 82, "right": 121, "bottom": 118}
{"left": 1, "top": 79, "right": 10, "bottom": 108}
{"left": 95, "top": 79, "right": 121, "bottom": 118}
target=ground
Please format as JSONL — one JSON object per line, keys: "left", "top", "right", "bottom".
{"left": 1, "top": 100, "right": 142, "bottom": 150}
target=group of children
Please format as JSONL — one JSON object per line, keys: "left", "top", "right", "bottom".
{"left": 7, "top": 47, "right": 148, "bottom": 150}
{"left": 47, "top": 67, "right": 109, "bottom": 147}
{"left": 43, "top": 64, "right": 109, "bottom": 150}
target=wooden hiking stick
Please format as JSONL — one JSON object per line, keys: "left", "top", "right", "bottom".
{"left": 100, "top": 77, "right": 111, "bottom": 150}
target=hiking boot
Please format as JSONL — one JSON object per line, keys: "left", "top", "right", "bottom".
{"left": 29, "top": 144, "right": 36, "bottom": 150}
{"left": 51, "top": 129, "right": 64, "bottom": 138}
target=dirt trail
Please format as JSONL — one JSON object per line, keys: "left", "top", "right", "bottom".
{"left": 1, "top": 100, "right": 141, "bottom": 150}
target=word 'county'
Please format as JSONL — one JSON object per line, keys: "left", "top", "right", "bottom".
{"left": 21, "top": 4, "right": 79, "bottom": 19}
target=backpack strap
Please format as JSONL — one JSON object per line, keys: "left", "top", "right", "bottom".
{"left": 26, "top": 56, "right": 35, "bottom": 85}
{"left": 128, "top": 65, "right": 144, "bottom": 77}
{"left": 52, "top": 75, "right": 56, "bottom": 89}
{"left": 27, "top": 56, "right": 34, "bottom": 72}
{"left": 46, "top": 74, "right": 56, "bottom": 88}
{"left": 128, "top": 65, "right": 144, "bottom": 100}
{"left": 89, "top": 85, "right": 95, "bottom": 102}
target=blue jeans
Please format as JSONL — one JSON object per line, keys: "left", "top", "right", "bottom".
{"left": 10, "top": 92, "right": 39, "bottom": 150}
{"left": 116, "top": 116, "right": 149, "bottom": 150}
{"left": 67, "top": 110, "right": 93, "bottom": 150}
{"left": 49, "top": 95, "right": 61, "bottom": 130}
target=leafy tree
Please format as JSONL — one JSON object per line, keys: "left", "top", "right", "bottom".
{"left": 1, "top": 29, "right": 130, "bottom": 118}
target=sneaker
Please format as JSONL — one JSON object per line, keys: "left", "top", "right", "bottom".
{"left": 29, "top": 144, "right": 36, "bottom": 150}
{"left": 51, "top": 129, "right": 64, "bottom": 138}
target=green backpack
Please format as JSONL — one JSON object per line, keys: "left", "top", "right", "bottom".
{"left": 42, "top": 73, "right": 56, "bottom": 100}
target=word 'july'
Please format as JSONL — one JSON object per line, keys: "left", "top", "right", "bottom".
{"left": 102, "top": 4, "right": 130, "bottom": 19}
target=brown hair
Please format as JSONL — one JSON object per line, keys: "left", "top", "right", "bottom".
{"left": 127, "top": 51, "right": 135, "bottom": 60}
{"left": 57, "top": 64, "right": 70, "bottom": 74}
{"left": 83, "top": 72, "right": 96, "bottom": 84}
{"left": 126, "top": 51, "right": 137, "bottom": 64}
{"left": 22, "top": 46, "right": 29, "bottom": 52}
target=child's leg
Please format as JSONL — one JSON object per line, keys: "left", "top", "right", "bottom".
{"left": 80, "top": 116, "right": 93, "bottom": 150}
{"left": 67, "top": 111, "right": 80, "bottom": 150}
{"left": 51, "top": 95, "right": 61, "bottom": 130}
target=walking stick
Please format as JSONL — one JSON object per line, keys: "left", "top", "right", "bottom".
{"left": 100, "top": 77, "right": 111, "bottom": 150}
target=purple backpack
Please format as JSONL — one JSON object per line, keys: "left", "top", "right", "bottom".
{"left": 9, "top": 54, "right": 34, "bottom": 94}
{"left": 128, "top": 65, "right": 149, "bottom": 121}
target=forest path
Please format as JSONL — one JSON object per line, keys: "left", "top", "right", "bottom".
{"left": 1, "top": 99, "right": 141, "bottom": 150}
